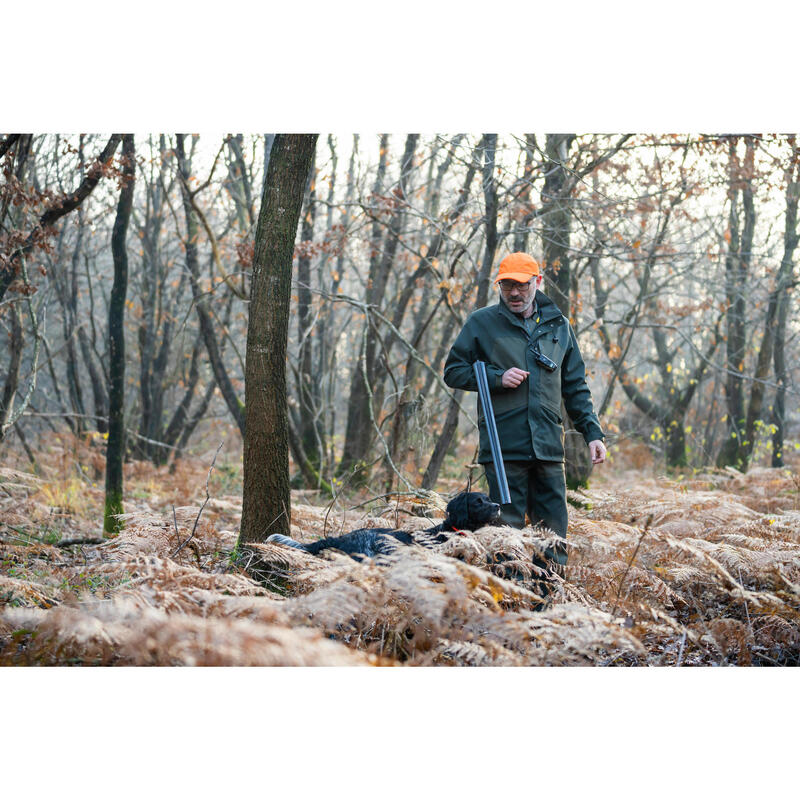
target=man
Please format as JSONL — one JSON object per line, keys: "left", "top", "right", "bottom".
{"left": 443, "top": 252, "right": 605, "bottom": 598}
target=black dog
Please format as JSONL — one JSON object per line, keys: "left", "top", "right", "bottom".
{"left": 267, "top": 491, "right": 501, "bottom": 561}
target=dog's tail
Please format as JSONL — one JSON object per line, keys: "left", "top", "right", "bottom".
{"left": 267, "top": 533, "right": 309, "bottom": 551}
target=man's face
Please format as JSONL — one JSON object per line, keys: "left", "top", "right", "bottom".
{"left": 498, "top": 275, "right": 541, "bottom": 316}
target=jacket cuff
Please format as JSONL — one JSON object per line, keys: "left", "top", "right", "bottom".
{"left": 486, "top": 365, "right": 505, "bottom": 389}
{"left": 582, "top": 422, "right": 605, "bottom": 445}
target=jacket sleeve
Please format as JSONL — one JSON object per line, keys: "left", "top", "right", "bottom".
{"left": 561, "top": 325, "right": 604, "bottom": 444}
{"left": 443, "top": 315, "right": 506, "bottom": 391}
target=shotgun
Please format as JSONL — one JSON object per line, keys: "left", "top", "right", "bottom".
{"left": 473, "top": 360, "right": 511, "bottom": 505}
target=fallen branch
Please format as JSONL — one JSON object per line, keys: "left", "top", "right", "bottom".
{"left": 56, "top": 538, "right": 105, "bottom": 548}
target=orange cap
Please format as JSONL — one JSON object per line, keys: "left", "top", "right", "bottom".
{"left": 494, "top": 252, "right": 541, "bottom": 283}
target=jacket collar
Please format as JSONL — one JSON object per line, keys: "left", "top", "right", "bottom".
{"left": 533, "top": 291, "right": 565, "bottom": 322}
{"left": 495, "top": 290, "right": 564, "bottom": 327}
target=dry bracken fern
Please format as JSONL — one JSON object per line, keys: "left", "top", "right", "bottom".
{"left": 2, "top": 456, "right": 800, "bottom": 666}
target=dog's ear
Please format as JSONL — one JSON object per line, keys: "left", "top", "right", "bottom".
{"left": 446, "top": 493, "right": 471, "bottom": 529}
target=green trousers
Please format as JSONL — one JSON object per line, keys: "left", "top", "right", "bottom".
{"left": 483, "top": 459, "right": 568, "bottom": 601}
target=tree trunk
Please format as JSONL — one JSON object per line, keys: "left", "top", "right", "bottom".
{"left": 238, "top": 134, "right": 318, "bottom": 546}
{"left": 337, "top": 134, "right": 418, "bottom": 480}
{"left": 665, "top": 413, "right": 688, "bottom": 469}
{"left": 176, "top": 134, "right": 245, "bottom": 435}
{"left": 104, "top": 134, "right": 135, "bottom": 535}
{"left": 0, "top": 304, "right": 23, "bottom": 442}
{"left": 160, "top": 336, "right": 202, "bottom": 458}
{"left": 772, "top": 145, "right": 799, "bottom": 466}
{"left": 513, "top": 134, "right": 537, "bottom": 253}
{"left": 718, "top": 137, "right": 755, "bottom": 470}
{"left": 381, "top": 136, "right": 471, "bottom": 483}
{"left": 541, "top": 134, "right": 593, "bottom": 484}
{"left": 295, "top": 148, "right": 326, "bottom": 477}
{"left": 475, "top": 134, "right": 499, "bottom": 308}
{"left": 320, "top": 135, "right": 358, "bottom": 472}
{"left": 421, "top": 389, "right": 464, "bottom": 490}
{"left": 77, "top": 325, "right": 109, "bottom": 432}
{"left": 541, "top": 134, "right": 576, "bottom": 316}
{"left": 160, "top": 295, "right": 233, "bottom": 462}
{"left": 592, "top": 241, "right": 720, "bottom": 471}
{"left": 0, "top": 139, "right": 33, "bottom": 443}
{"left": 337, "top": 135, "right": 389, "bottom": 478}
{"left": 421, "top": 137, "right": 496, "bottom": 488}
{"left": 175, "top": 376, "right": 216, "bottom": 457}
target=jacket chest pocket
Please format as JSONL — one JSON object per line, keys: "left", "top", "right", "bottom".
{"left": 532, "top": 326, "right": 566, "bottom": 413}
{"left": 489, "top": 335, "right": 528, "bottom": 369}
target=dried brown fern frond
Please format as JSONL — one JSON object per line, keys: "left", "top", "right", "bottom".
{"left": 0, "top": 540, "right": 73, "bottom": 608}
{"left": 0, "top": 599, "right": 374, "bottom": 666}
{"left": 0, "top": 540, "right": 65, "bottom": 564}
{"left": 751, "top": 615, "right": 800, "bottom": 664}
{"left": 468, "top": 524, "right": 564, "bottom": 585}
{"left": 585, "top": 480, "right": 763, "bottom": 532}
{"left": 718, "top": 532, "right": 784, "bottom": 551}
{"left": 721, "top": 467, "right": 800, "bottom": 513}
{"left": 768, "top": 511, "right": 800, "bottom": 542}
{"left": 511, "top": 603, "right": 648, "bottom": 666}
{"left": 241, "top": 541, "right": 351, "bottom": 596}
{"left": 103, "top": 583, "right": 288, "bottom": 623}
{"left": 5, "top": 442, "right": 799, "bottom": 666}
{"left": 0, "top": 575, "right": 61, "bottom": 608}
{"left": 430, "top": 637, "right": 526, "bottom": 667}
{"left": 289, "top": 500, "right": 411, "bottom": 541}
{"left": 1, "top": 605, "right": 116, "bottom": 665}
{"left": 0, "top": 467, "right": 42, "bottom": 493}
{"left": 428, "top": 531, "right": 488, "bottom": 564}
{"left": 87, "top": 554, "right": 266, "bottom": 598}
{"left": 776, "top": 566, "right": 800, "bottom": 597}
{"left": 611, "top": 564, "right": 683, "bottom": 608}
{"left": 103, "top": 506, "right": 238, "bottom": 572}
{"left": 270, "top": 543, "right": 545, "bottom": 664}
{"left": 655, "top": 533, "right": 787, "bottom": 610}
{"left": 104, "top": 511, "right": 178, "bottom": 558}
{"left": 702, "top": 618, "right": 754, "bottom": 665}
{"left": 663, "top": 564, "right": 713, "bottom": 587}
{"left": 692, "top": 540, "right": 764, "bottom": 575}
{"left": 280, "top": 561, "right": 390, "bottom": 635}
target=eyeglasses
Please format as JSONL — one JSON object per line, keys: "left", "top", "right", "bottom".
{"left": 498, "top": 279, "right": 534, "bottom": 292}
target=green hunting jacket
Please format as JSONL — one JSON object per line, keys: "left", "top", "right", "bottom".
{"left": 443, "top": 291, "right": 604, "bottom": 464}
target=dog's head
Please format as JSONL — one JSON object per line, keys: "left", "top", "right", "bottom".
{"left": 446, "top": 491, "right": 501, "bottom": 531}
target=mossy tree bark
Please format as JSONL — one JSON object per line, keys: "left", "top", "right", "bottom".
{"left": 104, "top": 134, "right": 135, "bottom": 535}
{"left": 238, "top": 134, "right": 318, "bottom": 545}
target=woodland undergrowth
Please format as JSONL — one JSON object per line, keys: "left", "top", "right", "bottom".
{"left": 1, "top": 433, "right": 799, "bottom": 666}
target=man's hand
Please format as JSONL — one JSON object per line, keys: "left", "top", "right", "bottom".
{"left": 588, "top": 439, "right": 606, "bottom": 465}
{"left": 501, "top": 367, "right": 530, "bottom": 388}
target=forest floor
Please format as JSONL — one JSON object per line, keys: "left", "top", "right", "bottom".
{"left": 1, "top": 432, "right": 799, "bottom": 666}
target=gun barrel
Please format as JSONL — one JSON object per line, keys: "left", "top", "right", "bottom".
{"left": 473, "top": 360, "right": 511, "bottom": 505}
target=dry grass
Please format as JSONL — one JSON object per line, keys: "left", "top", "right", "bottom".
{"left": 1, "top": 435, "right": 799, "bottom": 666}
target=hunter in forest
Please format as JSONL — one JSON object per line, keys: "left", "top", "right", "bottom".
{"left": 443, "top": 252, "right": 606, "bottom": 599}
